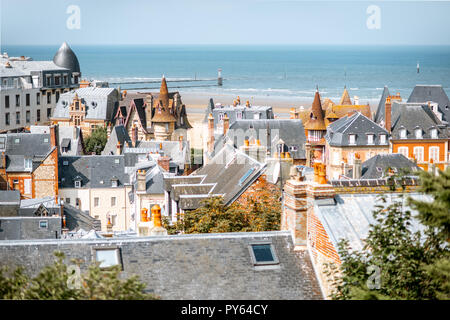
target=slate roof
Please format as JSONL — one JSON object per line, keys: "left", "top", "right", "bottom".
{"left": 52, "top": 87, "right": 119, "bottom": 121}
{"left": 64, "top": 204, "right": 101, "bottom": 232}
{"left": 314, "top": 193, "right": 429, "bottom": 253}
{"left": 304, "top": 90, "right": 326, "bottom": 131}
{"left": 325, "top": 112, "right": 389, "bottom": 147}
{"left": 225, "top": 119, "right": 307, "bottom": 160}
{"left": 390, "top": 101, "right": 448, "bottom": 140}
{"left": 52, "top": 42, "right": 80, "bottom": 73}
{"left": 4, "top": 133, "right": 54, "bottom": 172}
{"left": 0, "top": 231, "right": 323, "bottom": 300}
{"left": 30, "top": 125, "right": 83, "bottom": 156}
{"left": 349, "top": 153, "right": 422, "bottom": 179}
{"left": 205, "top": 103, "right": 274, "bottom": 128}
{"left": 101, "top": 125, "right": 132, "bottom": 156}
{"left": 407, "top": 85, "right": 450, "bottom": 122}
{"left": 59, "top": 155, "right": 129, "bottom": 189}
{"left": 374, "top": 86, "right": 390, "bottom": 124}
{"left": 192, "top": 144, "right": 266, "bottom": 206}
{"left": 0, "top": 190, "right": 20, "bottom": 205}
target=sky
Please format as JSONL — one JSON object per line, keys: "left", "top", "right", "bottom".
{"left": 1, "top": 0, "right": 450, "bottom": 46}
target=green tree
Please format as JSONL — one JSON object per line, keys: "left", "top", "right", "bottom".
{"left": 84, "top": 126, "right": 107, "bottom": 155}
{"left": 0, "top": 252, "right": 159, "bottom": 300}
{"left": 326, "top": 169, "right": 450, "bottom": 300}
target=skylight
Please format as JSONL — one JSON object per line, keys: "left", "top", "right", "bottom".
{"left": 238, "top": 167, "right": 255, "bottom": 186}
{"left": 249, "top": 243, "right": 279, "bottom": 266}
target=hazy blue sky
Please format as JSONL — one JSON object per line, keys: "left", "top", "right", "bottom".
{"left": 1, "top": 0, "right": 450, "bottom": 45}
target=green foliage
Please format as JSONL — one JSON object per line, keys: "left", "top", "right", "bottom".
{"left": 327, "top": 168, "right": 450, "bottom": 300}
{"left": 0, "top": 251, "right": 159, "bottom": 300}
{"left": 163, "top": 193, "right": 281, "bottom": 235}
{"left": 83, "top": 126, "right": 108, "bottom": 155}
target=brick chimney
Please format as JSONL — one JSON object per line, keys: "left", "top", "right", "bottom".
{"left": 353, "top": 153, "right": 362, "bottom": 179}
{"left": 385, "top": 96, "right": 392, "bottom": 133}
{"left": 116, "top": 141, "right": 122, "bottom": 155}
{"left": 207, "top": 113, "right": 215, "bottom": 153}
{"left": 150, "top": 204, "right": 167, "bottom": 236}
{"left": 49, "top": 125, "right": 57, "bottom": 148}
{"left": 137, "top": 169, "right": 146, "bottom": 192}
{"left": 223, "top": 113, "right": 229, "bottom": 135}
{"left": 132, "top": 124, "right": 138, "bottom": 147}
{"left": 157, "top": 156, "right": 171, "bottom": 172}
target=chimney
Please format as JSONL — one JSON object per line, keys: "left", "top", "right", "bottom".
{"left": 246, "top": 100, "right": 250, "bottom": 108}
{"left": 385, "top": 96, "right": 392, "bottom": 133}
{"left": 157, "top": 156, "right": 171, "bottom": 172}
{"left": 354, "top": 96, "right": 359, "bottom": 105}
{"left": 223, "top": 113, "right": 229, "bottom": 135}
{"left": 137, "top": 169, "right": 146, "bottom": 192}
{"left": 236, "top": 96, "right": 241, "bottom": 105}
{"left": 140, "top": 208, "right": 149, "bottom": 222}
{"left": 179, "top": 135, "right": 184, "bottom": 151}
{"left": 116, "top": 141, "right": 122, "bottom": 155}
{"left": 207, "top": 113, "right": 214, "bottom": 153}
{"left": 353, "top": 153, "right": 362, "bottom": 179}
{"left": 150, "top": 204, "right": 167, "bottom": 236}
{"left": 107, "top": 123, "right": 111, "bottom": 139}
{"left": 50, "top": 125, "right": 57, "bottom": 148}
{"left": 132, "top": 124, "right": 138, "bottom": 147}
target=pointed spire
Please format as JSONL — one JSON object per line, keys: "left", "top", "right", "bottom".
{"left": 339, "top": 87, "right": 352, "bottom": 105}
{"left": 159, "top": 75, "right": 169, "bottom": 108}
{"left": 305, "top": 89, "right": 326, "bottom": 131}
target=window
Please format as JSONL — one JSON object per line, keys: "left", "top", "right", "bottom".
{"left": 39, "top": 220, "right": 48, "bottom": 229}
{"left": 56, "top": 91, "right": 60, "bottom": 103}
{"left": 111, "top": 179, "right": 118, "bottom": 188}
{"left": 111, "top": 215, "right": 117, "bottom": 226}
{"left": 36, "top": 109, "right": 41, "bottom": 122}
{"left": 413, "top": 146, "right": 424, "bottom": 162}
{"left": 74, "top": 180, "right": 81, "bottom": 188}
{"left": 94, "top": 197, "right": 99, "bottom": 207}
{"left": 431, "top": 129, "right": 438, "bottom": 139}
{"left": 429, "top": 146, "right": 440, "bottom": 162}
{"left": 0, "top": 137, "right": 5, "bottom": 150}
{"left": 398, "top": 146, "right": 409, "bottom": 158}
{"left": 24, "top": 179, "right": 31, "bottom": 194}
{"left": 26, "top": 94, "right": 30, "bottom": 106}
{"left": 55, "top": 76, "right": 60, "bottom": 86}
{"left": 249, "top": 243, "right": 279, "bottom": 266}
{"left": 5, "top": 113, "right": 10, "bottom": 125}
{"left": 367, "top": 134, "right": 374, "bottom": 145}
{"left": 47, "top": 108, "right": 52, "bottom": 119}
{"left": 47, "top": 92, "right": 51, "bottom": 104}
{"left": 400, "top": 129, "right": 407, "bottom": 139}
{"left": 26, "top": 111, "right": 30, "bottom": 123}
{"left": 5, "top": 95, "right": 9, "bottom": 108}
{"left": 253, "top": 113, "right": 260, "bottom": 120}
{"left": 415, "top": 128, "right": 422, "bottom": 139}
{"left": 63, "top": 75, "right": 68, "bottom": 85}
{"left": 348, "top": 134, "right": 356, "bottom": 145}
{"left": 93, "top": 248, "right": 121, "bottom": 269}
{"left": 111, "top": 197, "right": 116, "bottom": 207}
{"left": 65, "top": 198, "right": 70, "bottom": 204}
{"left": 333, "top": 151, "right": 340, "bottom": 165}
{"left": 36, "top": 93, "right": 40, "bottom": 105}
{"left": 15, "top": 94, "right": 20, "bottom": 107}
{"left": 24, "top": 158, "right": 32, "bottom": 170}
{"left": 16, "top": 112, "right": 20, "bottom": 125}
{"left": 379, "top": 134, "right": 386, "bottom": 144}
{"left": 236, "top": 111, "right": 243, "bottom": 120}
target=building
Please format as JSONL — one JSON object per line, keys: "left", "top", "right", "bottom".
{"left": 215, "top": 119, "right": 307, "bottom": 165}
{"left": 282, "top": 165, "right": 423, "bottom": 298}
{"left": 0, "top": 42, "right": 81, "bottom": 132}
{"left": 164, "top": 144, "right": 266, "bottom": 218}
{"left": 51, "top": 87, "right": 120, "bottom": 137}
{"left": 324, "top": 112, "right": 390, "bottom": 179}
{"left": 303, "top": 89, "right": 327, "bottom": 166}
{"left": 30, "top": 125, "right": 84, "bottom": 156}
{"left": 0, "top": 230, "right": 323, "bottom": 299}
{"left": 58, "top": 155, "right": 132, "bottom": 232}
{"left": 407, "top": 85, "right": 450, "bottom": 124}
{"left": 0, "top": 127, "right": 59, "bottom": 200}
{"left": 388, "top": 100, "right": 448, "bottom": 171}
{"left": 347, "top": 153, "right": 422, "bottom": 180}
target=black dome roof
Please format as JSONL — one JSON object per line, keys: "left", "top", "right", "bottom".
{"left": 53, "top": 42, "right": 80, "bottom": 73}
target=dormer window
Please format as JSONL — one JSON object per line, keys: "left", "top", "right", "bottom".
{"left": 111, "top": 177, "right": 119, "bottom": 188}
{"left": 367, "top": 134, "right": 374, "bottom": 145}
{"left": 415, "top": 128, "right": 422, "bottom": 139}
{"left": 24, "top": 158, "right": 32, "bottom": 170}
{"left": 348, "top": 134, "right": 356, "bottom": 145}
{"left": 400, "top": 128, "right": 407, "bottom": 139}
{"left": 430, "top": 128, "right": 438, "bottom": 139}
{"left": 74, "top": 180, "right": 81, "bottom": 188}
{"left": 379, "top": 134, "right": 386, "bottom": 144}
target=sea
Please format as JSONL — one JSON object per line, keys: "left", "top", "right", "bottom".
{"left": 2, "top": 44, "right": 450, "bottom": 106}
